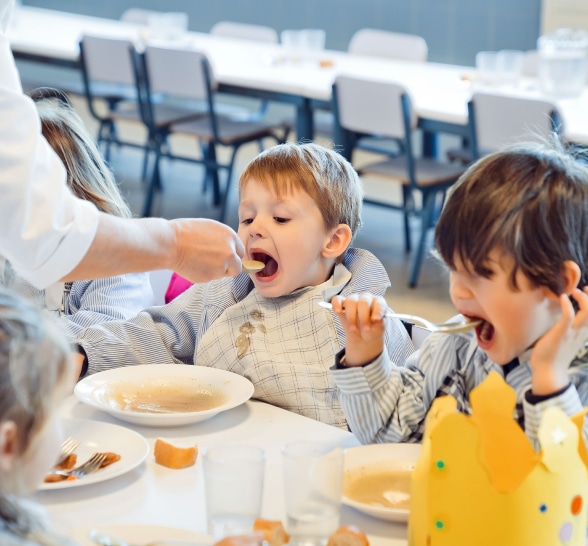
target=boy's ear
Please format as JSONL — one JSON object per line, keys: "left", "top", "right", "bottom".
{"left": 0, "top": 421, "right": 18, "bottom": 472}
{"left": 322, "top": 224, "right": 352, "bottom": 259}
{"left": 560, "top": 260, "right": 582, "bottom": 295}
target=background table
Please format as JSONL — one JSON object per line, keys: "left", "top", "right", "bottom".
{"left": 9, "top": 6, "right": 588, "bottom": 146}
{"left": 37, "top": 395, "right": 408, "bottom": 546}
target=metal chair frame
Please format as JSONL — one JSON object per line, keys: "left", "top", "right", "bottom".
{"left": 332, "top": 76, "right": 466, "bottom": 287}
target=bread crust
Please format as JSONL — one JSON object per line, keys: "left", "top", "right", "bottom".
{"left": 253, "top": 518, "right": 290, "bottom": 546}
{"left": 154, "top": 438, "right": 198, "bottom": 469}
{"left": 327, "top": 525, "right": 369, "bottom": 546}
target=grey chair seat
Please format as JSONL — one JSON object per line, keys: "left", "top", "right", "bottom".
{"left": 360, "top": 157, "right": 467, "bottom": 186}
{"left": 171, "top": 115, "right": 289, "bottom": 144}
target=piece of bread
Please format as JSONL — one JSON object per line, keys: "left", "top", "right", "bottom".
{"left": 327, "top": 525, "right": 369, "bottom": 546}
{"left": 253, "top": 518, "right": 290, "bottom": 546}
{"left": 213, "top": 532, "right": 265, "bottom": 546}
{"left": 153, "top": 438, "right": 198, "bottom": 469}
{"left": 99, "top": 452, "right": 121, "bottom": 468}
{"left": 55, "top": 453, "right": 77, "bottom": 471}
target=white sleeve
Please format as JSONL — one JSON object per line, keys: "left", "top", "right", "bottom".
{"left": 0, "top": 34, "right": 99, "bottom": 289}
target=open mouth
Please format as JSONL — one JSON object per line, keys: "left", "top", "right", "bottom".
{"left": 465, "top": 314, "right": 495, "bottom": 347}
{"left": 251, "top": 250, "right": 278, "bottom": 279}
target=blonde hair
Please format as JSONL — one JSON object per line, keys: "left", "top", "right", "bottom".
{"left": 0, "top": 288, "right": 73, "bottom": 533}
{"left": 31, "top": 88, "right": 131, "bottom": 218}
{"left": 238, "top": 142, "right": 363, "bottom": 261}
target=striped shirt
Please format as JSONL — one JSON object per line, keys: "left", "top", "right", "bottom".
{"left": 0, "top": 256, "right": 153, "bottom": 337}
{"left": 332, "top": 327, "right": 588, "bottom": 449}
{"left": 76, "top": 248, "right": 415, "bottom": 429}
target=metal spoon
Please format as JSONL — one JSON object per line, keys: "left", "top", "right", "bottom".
{"left": 242, "top": 259, "right": 265, "bottom": 274}
{"left": 318, "top": 301, "right": 482, "bottom": 334}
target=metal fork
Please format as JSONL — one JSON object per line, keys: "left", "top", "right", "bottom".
{"left": 48, "top": 452, "right": 107, "bottom": 479}
{"left": 55, "top": 436, "right": 80, "bottom": 465}
{"left": 318, "top": 301, "right": 482, "bottom": 334}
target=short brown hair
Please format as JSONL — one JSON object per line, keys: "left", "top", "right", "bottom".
{"left": 435, "top": 140, "right": 588, "bottom": 294}
{"left": 238, "top": 143, "right": 363, "bottom": 255}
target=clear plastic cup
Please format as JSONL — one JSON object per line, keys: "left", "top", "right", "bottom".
{"left": 476, "top": 51, "right": 500, "bottom": 86}
{"left": 538, "top": 28, "right": 588, "bottom": 98}
{"left": 203, "top": 445, "right": 266, "bottom": 540}
{"left": 497, "top": 50, "right": 524, "bottom": 87}
{"left": 282, "top": 441, "right": 343, "bottom": 546}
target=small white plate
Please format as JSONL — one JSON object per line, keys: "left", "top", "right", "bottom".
{"left": 74, "top": 365, "right": 254, "bottom": 427}
{"left": 70, "top": 524, "right": 213, "bottom": 546}
{"left": 40, "top": 418, "right": 149, "bottom": 491}
{"left": 342, "top": 443, "right": 421, "bottom": 522}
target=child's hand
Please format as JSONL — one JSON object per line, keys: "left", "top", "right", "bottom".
{"left": 530, "top": 287, "right": 588, "bottom": 395}
{"left": 331, "top": 293, "right": 387, "bottom": 367}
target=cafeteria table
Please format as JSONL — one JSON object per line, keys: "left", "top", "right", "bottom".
{"left": 37, "top": 395, "right": 407, "bottom": 546}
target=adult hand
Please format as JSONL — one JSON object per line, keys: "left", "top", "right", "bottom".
{"left": 0, "top": 0, "right": 14, "bottom": 34}
{"left": 530, "top": 287, "right": 588, "bottom": 395}
{"left": 170, "top": 218, "right": 245, "bottom": 283}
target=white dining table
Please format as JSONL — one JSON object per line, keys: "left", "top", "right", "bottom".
{"left": 37, "top": 394, "right": 407, "bottom": 546}
{"left": 8, "top": 5, "right": 588, "bottom": 147}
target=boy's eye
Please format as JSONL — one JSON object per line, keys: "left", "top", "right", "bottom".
{"left": 274, "top": 217, "right": 289, "bottom": 224}
{"left": 240, "top": 218, "right": 253, "bottom": 225}
{"left": 478, "top": 266, "right": 494, "bottom": 278}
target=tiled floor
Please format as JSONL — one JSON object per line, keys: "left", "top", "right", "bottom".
{"left": 70, "top": 96, "right": 457, "bottom": 323}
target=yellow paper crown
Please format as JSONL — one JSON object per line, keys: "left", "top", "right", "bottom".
{"left": 408, "top": 372, "right": 588, "bottom": 546}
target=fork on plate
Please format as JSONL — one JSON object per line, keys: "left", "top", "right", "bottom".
{"left": 56, "top": 436, "right": 80, "bottom": 465}
{"left": 47, "top": 452, "right": 107, "bottom": 479}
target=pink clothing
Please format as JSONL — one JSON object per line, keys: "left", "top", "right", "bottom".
{"left": 165, "top": 273, "right": 193, "bottom": 303}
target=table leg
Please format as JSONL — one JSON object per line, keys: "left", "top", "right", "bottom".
{"left": 295, "top": 98, "right": 314, "bottom": 142}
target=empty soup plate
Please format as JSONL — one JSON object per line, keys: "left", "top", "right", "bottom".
{"left": 342, "top": 443, "right": 422, "bottom": 522}
{"left": 74, "top": 365, "right": 254, "bottom": 427}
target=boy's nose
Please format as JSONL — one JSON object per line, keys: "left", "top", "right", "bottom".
{"left": 448, "top": 272, "right": 472, "bottom": 300}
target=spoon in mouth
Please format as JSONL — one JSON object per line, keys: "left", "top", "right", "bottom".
{"left": 242, "top": 259, "right": 265, "bottom": 274}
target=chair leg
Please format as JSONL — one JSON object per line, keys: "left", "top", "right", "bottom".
{"left": 408, "top": 191, "right": 436, "bottom": 288}
{"left": 219, "top": 148, "right": 240, "bottom": 223}
{"left": 140, "top": 147, "right": 151, "bottom": 183}
{"left": 401, "top": 186, "right": 412, "bottom": 253}
{"left": 203, "top": 143, "right": 221, "bottom": 206}
{"left": 143, "top": 147, "right": 162, "bottom": 217}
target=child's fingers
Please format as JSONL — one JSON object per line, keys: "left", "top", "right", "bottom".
{"left": 331, "top": 295, "right": 345, "bottom": 314}
{"left": 570, "top": 287, "right": 588, "bottom": 328}
{"left": 558, "top": 293, "right": 574, "bottom": 328}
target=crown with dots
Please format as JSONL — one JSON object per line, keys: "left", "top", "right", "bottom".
{"left": 408, "top": 372, "right": 588, "bottom": 546}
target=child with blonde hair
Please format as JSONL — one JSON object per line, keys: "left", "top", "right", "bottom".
{"left": 74, "top": 142, "right": 414, "bottom": 428}
{"left": 331, "top": 140, "right": 588, "bottom": 447}
{"left": 0, "top": 288, "right": 78, "bottom": 545}
{"left": 0, "top": 88, "right": 153, "bottom": 336}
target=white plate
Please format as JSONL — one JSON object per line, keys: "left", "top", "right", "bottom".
{"left": 40, "top": 418, "right": 149, "bottom": 491}
{"left": 342, "top": 443, "right": 421, "bottom": 522}
{"left": 74, "top": 365, "right": 255, "bottom": 427}
{"left": 70, "top": 524, "right": 213, "bottom": 546}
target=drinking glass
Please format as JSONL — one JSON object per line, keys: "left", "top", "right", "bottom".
{"left": 300, "top": 29, "right": 326, "bottom": 51}
{"left": 497, "top": 49, "right": 524, "bottom": 87}
{"left": 203, "top": 445, "right": 266, "bottom": 540}
{"left": 148, "top": 11, "right": 188, "bottom": 41}
{"left": 475, "top": 50, "right": 500, "bottom": 86}
{"left": 282, "top": 441, "right": 343, "bottom": 546}
{"left": 538, "top": 28, "right": 588, "bottom": 98}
